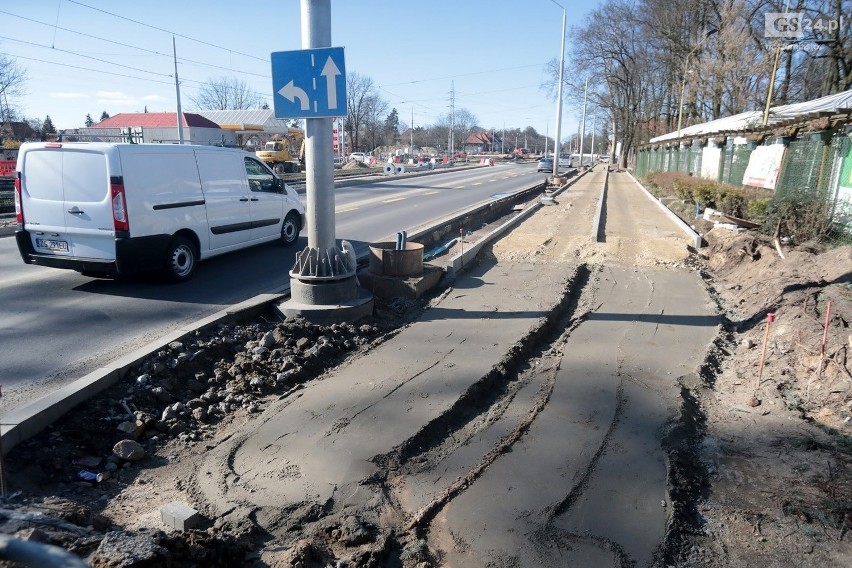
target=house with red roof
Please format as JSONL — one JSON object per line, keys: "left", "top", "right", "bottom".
{"left": 464, "top": 131, "right": 502, "bottom": 154}
{"left": 66, "top": 112, "right": 228, "bottom": 145}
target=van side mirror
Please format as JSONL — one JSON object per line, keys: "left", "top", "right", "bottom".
{"left": 275, "top": 178, "right": 285, "bottom": 192}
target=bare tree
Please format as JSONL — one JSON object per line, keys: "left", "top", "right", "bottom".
{"left": 362, "top": 94, "right": 389, "bottom": 152}
{"left": 189, "top": 77, "right": 265, "bottom": 110}
{"left": 453, "top": 109, "right": 478, "bottom": 154}
{"left": 0, "top": 54, "right": 27, "bottom": 122}
{"left": 344, "top": 72, "right": 382, "bottom": 152}
{"left": 565, "top": 0, "right": 650, "bottom": 168}
{"left": 690, "top": 0, "right": 768, "bottom": 120}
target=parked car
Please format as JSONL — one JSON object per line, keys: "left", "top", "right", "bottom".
{"left": 537, "top": 157, "right": 554, "bottom": 172}
{"left": 14, "top": 142, "right": 306, "bottom": 282}
{"left": 349, "top": 152, "right": 367, "bottom": 163}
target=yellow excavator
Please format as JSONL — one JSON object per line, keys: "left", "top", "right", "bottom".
{"left": 255, "top": 128, "right": 305, "bottom": 174}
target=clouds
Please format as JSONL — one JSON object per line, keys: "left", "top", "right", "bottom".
{"left": 49, "top": 92, "right": 88, "bottom": 100}
{"left": 48, "top": 90, "right": 167, "bottom": 107}
{"left": 90, "top": 91, "right": 169, "bottom": 112}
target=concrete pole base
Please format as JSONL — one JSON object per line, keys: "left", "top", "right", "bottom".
{"left": 277, "top": 276, "right": 374, "bottom": 324}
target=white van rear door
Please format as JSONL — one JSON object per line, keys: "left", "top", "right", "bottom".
{"left": 20, "top": 148, "right": 68, "bottom": 255}
{"left": 21, "top": 146, "right": 112, "bottom": 259}
{"left": 61, "top": 149, "right": 113, "bottom": 259}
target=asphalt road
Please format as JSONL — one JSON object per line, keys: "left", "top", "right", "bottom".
{"left": 0, "top": 162, "right": 545, "bottom": 414}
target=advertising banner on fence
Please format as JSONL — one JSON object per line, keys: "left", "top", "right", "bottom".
{"left": 833, "top": 149, "right": 852, "bottom": 228}
{"left": 742, "top": 144, "right": 786, "bottom": 190}
{"left": 700, "top": 145, "right": 721, "bottom": 179}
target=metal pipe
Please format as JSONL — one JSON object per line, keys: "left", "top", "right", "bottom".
{"left": 300, "top": 0, "right": 335, "bottom": 255}
{"left": 0, "top": 535, "right": 89, "bottom": 568}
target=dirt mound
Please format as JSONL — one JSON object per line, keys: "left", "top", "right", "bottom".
{"left": 342, "top": 160, "right": 370, "bottom": 170}
{"left": 679, "top": 228, "right": 852, "bottom": 567}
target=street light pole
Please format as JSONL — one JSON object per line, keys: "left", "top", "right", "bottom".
{"left": 763, "top": 44, "right": 794, "bottom": 126}
{"left": 579, "top": 78, "right": 588, "bottom": 167}
{"left": 552, "top": 4, "right": 566, "bottom": 178}
{"left": 590, "top": 114, "right": 596, "bottom": 161}
{"left": 676, "top": 29, "right": 717, "bottom": 138}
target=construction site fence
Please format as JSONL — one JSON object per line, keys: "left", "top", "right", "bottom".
{"left": 636, "top": 133, "right": 852, "bottom": 244}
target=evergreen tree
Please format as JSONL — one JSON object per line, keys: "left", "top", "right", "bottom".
{"left": 42, "top": 115, "right": 56, "bottom": 136}
{"left": 85, "top": 114, "right": 94, "bottom": 127}
{"left": 100, "top": 111, "right": 110, "bottom": 121}
{"left": 384, "top": 108, "right": 399, "bottom": 146}
{"left": 144, "top": 106, "right": 148, "bottom": 113}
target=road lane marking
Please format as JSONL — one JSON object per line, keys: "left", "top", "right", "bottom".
{"left": 424, "top": 191, "right": 439, "bottom": 195}
{"left": 336, "top": 206, "right": 360, "bottom": 213}
{"left": 383, "top": 197, "right": 405, "bottom": 203}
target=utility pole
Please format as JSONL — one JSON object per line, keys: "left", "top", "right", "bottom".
{"left": 449, "top": 81, "right": 455, "bottom": 157}
{"left": 590, "top": 114, "right": 596, "bottom": 161}
{"left": 173, "top": 37, "right": 184, "bottom": 144}
{"left": 545, "top": 120, "right": 549, "bottom": 157}
{"left": 552, "top": 7, "right": 566, "bottom": 177}
{"left": 579, "top": 78, "right": 587, "bottom": 167}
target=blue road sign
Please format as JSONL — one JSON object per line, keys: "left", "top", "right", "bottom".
{"left": 271, "top": 47, "right": 347, "bottom": 119}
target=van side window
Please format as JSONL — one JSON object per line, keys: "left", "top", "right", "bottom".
{"left": 244, "top": 157, "right": 276, "bottom": 193}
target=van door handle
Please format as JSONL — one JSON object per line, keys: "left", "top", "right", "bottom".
{"left": 239, "top": 197, "right": 249, "bottom": 202}
{"left": 67, "top": 206, "right": 84, "bottom": 214}
{"left": 250, "top": 197, "right": 259, "bottom": 201}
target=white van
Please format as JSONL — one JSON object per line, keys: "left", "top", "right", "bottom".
{"left": 14, "top": 142, "right": 306, "bottom": 281}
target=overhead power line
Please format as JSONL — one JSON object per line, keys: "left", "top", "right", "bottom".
{"left": 66, "top": 0, "right": 267, "bottom": 63}
{"left": 0, "top": 10, "right": 269, "bottom": 79}
{"left": 0, "top": 35, "right": 174, "bottom": 80}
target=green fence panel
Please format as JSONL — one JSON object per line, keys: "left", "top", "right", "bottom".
{"left": 719, "top": 143, "right": 735, "bottom": 184}
{"left": 827, "top": 136, "right": 852, "bottom": 241}
{"left": 689, "top": 146, "right": 702, "bottom": 175}
{"left": 776, "top": 139, "right": 824, "bottom": 195}
{"left": 637, "top": 150, "right": 647, "bottom": 177}
{"left": 728, "top": 145, "right": 753, "bottom": 186}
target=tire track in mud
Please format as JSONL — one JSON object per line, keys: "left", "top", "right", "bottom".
{"left": 368, "top": 264, "right": 597, "bottom": 529}
{"left": 394, "top": 263, "right": 720, "bottom": 567}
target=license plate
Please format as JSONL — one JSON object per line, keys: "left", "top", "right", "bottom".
{"left": 36, "top": 238, "right": 69, "bottom": 252}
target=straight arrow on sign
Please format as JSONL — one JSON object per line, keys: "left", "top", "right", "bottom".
{"left": 321, "top": 57, "right": 341, "bottom": 110}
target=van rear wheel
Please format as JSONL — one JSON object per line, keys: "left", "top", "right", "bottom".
{"left": 278, "top": 212, "right": 300, "bottom": 246}
{"left": 164, "top": 236, "right": 197, "bottom": 282}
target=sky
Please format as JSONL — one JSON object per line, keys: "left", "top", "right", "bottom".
{"left": 1, "top": 0, "right": 601, "bottom": 144}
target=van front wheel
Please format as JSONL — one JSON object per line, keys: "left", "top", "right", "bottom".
{"left": 164, "top": 236, "right": 197, "bottom": 282}
{"left": 278, "top": 212, "right": 300, "bottom": 246}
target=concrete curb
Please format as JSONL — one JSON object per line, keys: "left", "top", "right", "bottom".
{"left": 446, "top": 169, "right": 591, "bottom": 277}
{"left": 0, "top": 292, "right": 287, "bottom": 455}
{"left": 591, "top": 167, "right": 609, "bottom": 242}
{"left": 626, "top": 171, "right": 704, "bottom": 248}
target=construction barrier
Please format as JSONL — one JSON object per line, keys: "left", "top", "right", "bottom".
{"left": 0, "top": 160, "right": 15, "bottom": 177}
{"left": 478, "top": 158, "right": 494, "bottom": 166}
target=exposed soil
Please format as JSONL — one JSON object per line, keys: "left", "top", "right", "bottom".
{"left": 0, "top": 171, "right": 850, "bottom": 567}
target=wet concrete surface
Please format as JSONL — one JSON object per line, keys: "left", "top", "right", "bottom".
{"left": 188, "top": 169, "right": 721, "bottom": 566}
{"left": 427, "top": 267, "right": 717, "bottom": 567}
